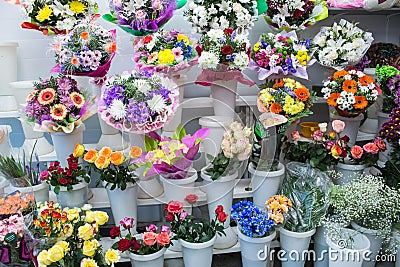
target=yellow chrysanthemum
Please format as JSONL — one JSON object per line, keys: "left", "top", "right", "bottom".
{"left": 177, "top": 34, "right": 190, "bottom": 45}
{"left": 259, "top": 89, "right": 275, "bottom": 105}
{"left": 36, "top": 5, "right": 53, "bottom": 22}
{"left": 283, "top": 78, "right": 296, "bottom": 89}
{"left": 283, "top": 100, "right": 305, "bottom": 115}
{"left": 158, "top": 49, "right": 175, "bottom": 65}
{"left": 69, "top": 1, "right": 87, "bottom": 14}
{"left": 253, "top": 42, "right": 261, "bottom": 52}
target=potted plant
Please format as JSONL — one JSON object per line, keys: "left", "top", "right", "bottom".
{"left": 76, "top": 143, "right": 142, "bottom": 233}
{"left": 165, "top": 200, "right": 226, "bottom": 267}
{"left": 279, "top": 162, "right": 332, "bottom": 267}
{"left": 379, "top": 106, "right": 400, "bottom": 163}
{"left": 40, "top": 153, "right": 90, "bottom": 208}
{"left": 231, "top": 196, "right": 292, "bottom": 267}
{"left": 110, "top": 217, "right": 171, "bottom": 267}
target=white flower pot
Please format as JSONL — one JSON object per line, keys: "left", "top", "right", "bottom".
{"left": 51, "top": 124, "right": 85, "bottom": 167}
{"left": 334, "top": 162, "right": 366, "bottom": 185}
{"left": 237, "top": 229, "right": 276, "bottom": 267}
{"left": 163, "top": 75, "right": 185, "bottom": 133}
{"left": 104, "top": 181, "right": 138, "bottom": 234}
{"left": 326, "top": 228, "right": 370, "bottom": 267}
{"left": 19, "top": 118, "right": 54, "bottom": 156}
{"left": 201, "top": 167, "right": 238, "bottom": 249}
{"left": 55, "top": 182, "right": 88, "bottom": 208}
{"left": 129, "top": 246, "right": 166, "bottom": 267}
{"left": 160, "top": 168, "right": 197, "bottom": 207}
{"left": 129, "top": 133, "right": 145, "bottom": 148}
{"left": 279, "top": 227, "right": 316, "bottom": 267}
{"left": 0, "top": 176, "right": 9, "bottom": 194}
{"left": 10, "top": 182, "right": 49, "bottom": 203}
{"left": 210, "top": 79, "right": 237, "bottom": 119}
{"left": 0, "top": 42, "right": 18, "bottom": 96}
{"left": 249, "top": 162, "right": 285, "bottom": 208}
{"left": 330, "top": 113, "right": 364, "bottom": 146}
{"left": 314, "top": 226, "right": 329, "bottom": 267}
{"left": 180, "top": 235, "right": 216, "bottom": 267}
{"left": 96, "top": 118, "right": 128, "bottom": 151}
{"left": 351, "top": 222, "right": 384, "bottom": 267}
{"left": 137, "top": 174, "right": 164, "bottom": 199}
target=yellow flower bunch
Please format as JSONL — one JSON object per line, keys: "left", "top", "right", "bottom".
{"left": 69, "top": 0, "right": 87, "bottom": 14}
{"left": 253, "top": 42, "right": 261, "bottom": 52}
{"left": 259, "top": 89, "right": 275, "bottom": 106}
{"left": 296, "top": 50, "right": 310, "bottom": 66}
{"left": 158, "top": 49, "right": 175, "bottom": 65}
{"left": 266, "top": 195, "right": 292, "bottom": 224}
{"left": 36, "top": 5, "right": 53, "bottom": 22}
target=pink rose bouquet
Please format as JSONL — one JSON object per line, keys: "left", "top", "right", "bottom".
{"left": 347, "top": 137, "right": 386, "bottom": 165}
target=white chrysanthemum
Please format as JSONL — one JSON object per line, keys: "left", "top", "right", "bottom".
{"left": 147, "top": 95, "right": 167, "bottom": 113}
{"left": 233, "top": 52, "right": 249, "bottom": 70}
{"left": 207, "top": 29, "right": 224, "bottom": 41}
{"left": 198, "top": 52, "right": 219, "bottom": 69}
{"left": 133, "top": 79, "right": 152, "bottom": 94}
{"left": 108, "top": 99, "right": 126, "bottom": 120}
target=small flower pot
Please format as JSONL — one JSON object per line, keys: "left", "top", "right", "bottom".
{"left": 160, "top": 168, "right": 197, "bottom": 207}
{"left": 129, "top": 246, "right": 166, "bottom": 267}
{"left": 10, "top": 182, "right": 49, "bottom": 203}
{"left": 55, "top": 182, "right": 88, "bottom": 208}
{"left": 180, "top": 235, "right": 216, "bottom": 267}
{"left": 51, "top": 124, "right": 85, "bottom": 167}
{"left": 334, "top": 162, "right": 366, "bottom": 185}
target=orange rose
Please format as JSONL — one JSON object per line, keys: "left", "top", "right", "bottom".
{"left": 156, "top": 232, "right": 170, "bottom": 246}
{"left": 142, "top": 232, "right": 157, "bottom": 246}
{"left": 95, "top": 155, "right": 110, "bottom": 169}
{"left": 110, "top": 151, "right": 125, "bottom": 165}
{"left": 99, "top": 147, "right": 112, "bottom": 157}
{"left": 129, "top": 146, "right": 142, "bottom": 159}
{"left": 331, "top": 145, "right": 342, "bottom": 159}
{"left": 84, "top": 150, "right": 98, "bottom": 163}
{"left": 73, "top": 143, "right": 85, "bottom": 158}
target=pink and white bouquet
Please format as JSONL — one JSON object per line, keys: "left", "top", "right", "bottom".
{"left": 184, "top": 0, "right": 258, "bottom": 33}
{"left": 99, "top": 71, "right": 179, "bottom": 134}
{"left": 25, "top": 75, "right": 93, "bottom": 133}
{"left": 249, "top": 31, "right": 315, "bottom": 80}
{"left": 313, "top": 19, "right": 374, "bottom": 69}
{"left": 133, "top": 30, "right": 197, "bottom": 75}
{"left": 51, "top": 20, "right": 117, "bottom": 78}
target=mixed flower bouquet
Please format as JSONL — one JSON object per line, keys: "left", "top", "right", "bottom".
{"left": 380, "top": 106, "right": 400, "bottom": 144}
{"left": 321, "top": 68, "right": 381, "bottom": 117}
{"left": 73, "top": 143, "right": 142, "bottom": 190}
{"left": 204, "top": 121, "right": 252, "bottom": 180}
{"left": 257, "top": 78, "right": 314, "bottom": 126}
{"left": 99, "top": 71, "right": 179, "bottom": 134}
{"left": 264, "top": 0, "right": 328, "bottom": 31}
{"left": 313, "top": 19, "right": 374, "bottom": 69}
{"left": 133, "top": 126, "right": 209, "bottom": 179}
{"left": 133, "top": 30, "right": 197, "bottom": 75}
{"left": 110, "top": 217, "right": 171, "bottom": 255}
{"left": 28, "top": 202, "right": 119, "bottom": 267}
{"left": 249, "top": 31, "right": 314, "bottom": 80}
{"left": 376, "top": 65, "right": 400, "bottom": 113}
{"left": 165, "top": 200, "right": 226, "bottom": 243}
{"left": 51, "top": 21, "right": 117, "bottom": 78}
{"left": 19, "top": 0, "right": 98, "bottom": 34}
{"left": 40, "top": 154, "right": 90, "bottom": 194}
{"left": 184, "top": 0, "right": 260, "bottom": 34}
{"left": 25, "top": 75, "right": 93, "bottom": 133}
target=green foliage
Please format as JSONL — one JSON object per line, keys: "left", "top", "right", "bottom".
{"left": 204, "top": 152, "right": 239, "bottom": 180}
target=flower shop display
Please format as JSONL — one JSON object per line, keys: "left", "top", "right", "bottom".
{"left": 264, "top": 0, "right": 328, "bottom": 32}
{"left": 24, "top": 75, "right": 93, "bottom": 166}
{"left": 27, "top": 201, "right": 119, "bottom": 267}
{"left": 200, "top": 121, "right": 252, "bottom": 249}
{"left": 329, "top": 174, "right": 400, "bottom": 267}
{"left": 110, "top": 218, "right": 171, "bottom": 267}
{"left": 51, "top": 20, "right": 116, "bottom": 78}
{"left": 279, "top": 162, "right": 331, "bottom": 267}
{"left": 249, "top": 31, "right": 314, "bottom": 80}
{"left": 165, "top": 200, "right": 227, "bottom": 267}
{"left": 19, "top": 0, "right": 98, "bottom": 34}
{"left": 231, "top": 198, "right": 291, "bottom": 267}
{"left": 40, "top": 154, "right": 90, "bottom": 208}
{"left": 313, "top": 19, "right": 374, "bottom": 70}
{"left": 76, "top": 143, "right": 142, "bottom": 233}
{"left": 99, "top": 70, "right": 179, "bottom": 134}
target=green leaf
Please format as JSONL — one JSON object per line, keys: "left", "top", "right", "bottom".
{"left": 316, "top": 149, "right": 325, "bottom": 155}
{"left": 102, "top": 13, "right": 118, "bottom": 23}
{"left": 310, "top": 158, "right": 319, "bottom": 167}
{"left": 173, "top": 125, "right": 186, "bottom": 140}
{"left": 144, "top": 135, "right": 158, "bottom": 152}
{"left": 54, "top": 186, "right": 60, "bottom": 194}
{"left": 256, "top": 0, "right": 268, "bottom": 14}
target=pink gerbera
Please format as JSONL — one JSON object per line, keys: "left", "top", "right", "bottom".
{"left": 172, "top": 47, "right": 183, "bottom": 62}
{"left": 50, "top": 104, "right": 67, "bottom": 121}
{"left": 70, "top": 92, "right": 85, "bottom": 108}
{"left": 26, "top": 90, "right": 37, "bottom": 103}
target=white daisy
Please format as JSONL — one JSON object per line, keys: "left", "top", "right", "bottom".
{"left": 108, "top": 99, "right": 126, "bottom": 120}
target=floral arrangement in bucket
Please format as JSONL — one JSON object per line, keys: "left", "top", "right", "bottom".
{"left": 132, "top": 126, "right": 209, "bottom": 179}
{"left": 51, "top": 20, "right": 117, "bottom": 78}
{"left": 99, "top": 70, "right": 179, "bottom": 134}
{"left": 165, "top": 201, "right": 227, "bottom": 243}
{"left": 313, "top": 19, "right": 374, "bottom": 69}
{"left": 264, "top": 0, "right": 328, "bottom": 31}
{"left": 73, "top": 143, "right": 142, "bottom": 190}
{"left": 133, "top": 30, "right": 198, "bottom": 75}
{"left": 204, "top": 121, "right": 252, "bottom": 180}
{"left": 25, "top": 75, "right": 93, "bottom": 133}
{"left": 28, "top": 201, "right": 119, "bottom": 267}
{"left": 110, "top": 217, "right": 171, "bottom": 254}
{"left": 321, "top": 68, "right": 381, "bottom": 117}
{"left": 376, "top": 65, "right": 400, "bottom": 113}
{"left": 249, "top": 30, "right": 315, "bottom": 80}
{"left": 18, "top": 0, "right": 98, "bottom": 34}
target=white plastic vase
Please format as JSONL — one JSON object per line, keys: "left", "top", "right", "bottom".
{"left": 137, "top": 174, "right": 164, "bottom": 200}
{"left": 330, "top": 113, "right": 364, "bottom": 146}
{"left": 326, "top": 228, "right": 370, "bottom": 267}
{"left": 0, "top": 42, "right": 18, "bottom": 96}
{"left": 314, "top": 226, "right": 329, "bottom": 267}
{"left": 249, "top": 162, "right": 285, "bottom": 208}
{"left": 201, "top": 167, "right": 238, "bottom": 249}
{"left": 334, "top": 162, "right": 366, "bottom": 185}
{"left": 279, "top": 227, "right": 316, "bottom": 267}
{"left": 19, "top": 118, "right": 54, "bottom": 156}
{"left": 210, "top": 79, "right": 237, "bottom": 119}
{"left": 163, "top": 75, "right": 185, "bottom": 134}
{"left": 55, "top": 182, "right": 88, "bottom": 209}
{"left": 51, "top": 124, "right": 85, "bottom": 167}
{"left": 129, "top": 242, "right": 166, "bottom": 267}
{"left": 10, "top": 182, "right": 49, "bottom": 203}
{"left": 104, "top": 182, "right": 138, "bottom": 234}
{"left": 160, "top": 168, "right": 197, "bottom": 207}
{"left": 180, "top": 235, "right": 216, "bottom": 267}
{"left": 237, "top": 229, "right": 276, "bottom": 267}
{"left": 129, "top": 133, "right": 145, "bottom": 148}
{"left": 351, "top": 222, "right": 384, "bottom": 267}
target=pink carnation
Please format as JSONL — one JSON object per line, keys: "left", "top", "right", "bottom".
{"left": 363, "top": 143, "right": 379, "bottom": 154}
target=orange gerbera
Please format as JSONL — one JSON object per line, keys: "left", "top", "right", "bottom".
{"left": 80, "top": 31, "right": 89, "bottom": 40}
{"left": 327, "top": 93, "right": 340, "bottom": 107}
{"left": 38, "top": 88, "right": 56, "bottom": 105}
{"left": 354, "top": 95, "right": 368, "bottom": 110}
{"left": 273, "top": 79, "right": 285, "bottom": 89}
{"left": 342, "top": 80, "right": 358, "bottom": 94}
{"left": 130, "top": 146, "right": 142, "bottom": 159}
{"left": 70, "top": 92, "right": 85, "bottom": 108}
{"left": 333, "top": 70, "right": 349, "bottom": 79}
{"left": 294, "top": 87, "right": 310, "bottom": 101}
{"left": 50, "top": 104, "right": 67, "bottom": 121}
{"left": 270, "top": 103, "right": 282, "bottom": 114}
{"left": 359, "top": 75, "right": 374, "bottom": 86}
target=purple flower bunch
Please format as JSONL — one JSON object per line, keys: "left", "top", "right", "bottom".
{"left": 388, "top": 75, "right": 400, "bottom": 106}
{"left": 379, "top": 106, "right": 400, "bottom": 144}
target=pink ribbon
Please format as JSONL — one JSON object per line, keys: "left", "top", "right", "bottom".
{"left": 327, "top": 0, "right": 364, "bottom": 8}
{"left": 195, "top": 69, "right": 256, "bottom": 87}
